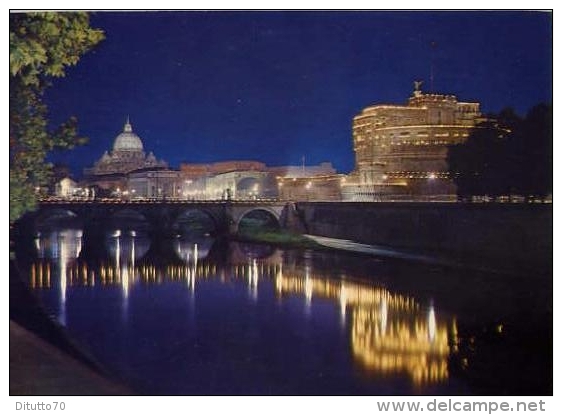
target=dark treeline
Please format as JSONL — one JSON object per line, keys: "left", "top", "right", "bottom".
{"left": 448, "top": 103, "right": 552, "bottom": 199}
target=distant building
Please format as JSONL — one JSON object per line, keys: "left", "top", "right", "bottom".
{"left": 180, "top": 163, "right": 213, "bottom": 180}
{"left": 180, "top": 161, "right": 268, "bottom": 199}
{"left": 268, "top": 162, "right": 336, "bottom": 179}
{"left": 179, "top": 160, "right": 266, "bottom": 178}
{"left": 342, "top": 83, "right": 486, "bottom": 201}
{"left": 81, "top": 119, "right": 342, "bottom": 201}
{"left": 55, "top": 177, "right": 78, "bottom": 197}
{"left": 277, "top": 174, "right": 344, "bottom": 201}
{"left": 210, "top": 160, "right": 266, "bottom": 174}
{"left": 128, "top": 168, "right": 181, "bottom": 199}
{"left": 179, "top": 160, "right": 337, "bottom": 200}
{"left": 84, "top": 118, "right": 167, "bottom": 190}
{"left": 205, "top": 170, "right": 269, "bottom": 200}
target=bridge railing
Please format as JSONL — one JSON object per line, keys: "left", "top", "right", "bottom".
{"left": 38, "top": 196, "right": 284, "bottom": 205}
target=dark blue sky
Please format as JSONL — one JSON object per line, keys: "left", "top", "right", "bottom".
{"left": 45, "top": 11, "right": 552, "bottom": 176}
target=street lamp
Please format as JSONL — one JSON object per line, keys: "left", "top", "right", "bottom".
{"left": 305, "top": 181, "right": 312, "bottom": 201}
{"left": 428, "top": 173, "right": 436, "bottom": 201}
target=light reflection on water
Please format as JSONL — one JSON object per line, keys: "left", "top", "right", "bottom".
{"left": 174, "top": 235, "right": 214, "bottom": 262}
{"left": 33, "top": 229, "right": 83, "bottom": 325}
{"left": 27, "top": 226, "right": 455, "bottom": 393}
{"left": 276, "top": 269, "right": 450, "bottom": 385}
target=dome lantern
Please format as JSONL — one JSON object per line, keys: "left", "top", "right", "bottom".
{"left": 113, "top": 117, "right": 144, "bottom": 152}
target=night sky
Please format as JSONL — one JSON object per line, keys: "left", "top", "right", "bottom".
{"left": 44, "top": 11, "right": 552, "bottom": 176}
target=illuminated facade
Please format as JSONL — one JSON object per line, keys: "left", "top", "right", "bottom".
{"left": 84, "top": 118, "right": 167, "bottom": 189}
{"left": 205, "top": 170, "right": 269, "bottom": 200}
{"left": 343, "top": 83, "right": 485, "bottom": 201}
{"left": 179, "top": 161, "right": 270, "bottom": 199}
{"left": 267, "top": 162, "right": 336, "bottom": 179}
{"left": 179, "top": 161, "right": 266, "bottom": 179}
{"left": 179, "top": 161, "right": 336, "bottom": 180}
{"left": 277, "top": 174, "right": 343, "bottom": 201}
{"left": 179, "top": 161, "right": 337, "bottom": 200}
{"left": 128, "top": 168, "right": 181, "bottom": 198}
{"left": 54, "top": 177, "right": 78, "bottom": 197}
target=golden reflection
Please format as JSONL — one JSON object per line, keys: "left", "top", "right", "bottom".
{"left": 30, "top": 248, "right": 454, "bottom": 387}
{"left": 275, "top": 272, "right": 450, "bottom": 385}
{"left": 248, "top": 259, "right": 259, "bottom": 300}
{"left": 381, "top": 298, "right": 387, "bottom": 334}
{"left": 351, "top": 307, "right": 449, "bottom": 385}
{"left": 428, "top": 304, "right": 437, "bottom": 341}
{"left": 339, "top": 284, "right": 347, "bottom": 319}
{"left": 30, "top": 264, "right": 36, "bottom": 288}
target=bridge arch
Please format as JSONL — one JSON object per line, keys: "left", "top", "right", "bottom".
{"left": 34, "top": 208, "right": 82, "bottom": 230}
{"left": 172, "top": 208, "right": 221, "bottom": 237}
{"left": 236, "top": 207, "right": 281, "bottom": 234}
{"left": 32, "top": 200, "right": 288, "bottom": 237}
{"left": 106, "top": 208, "right": 150, "bottom": 230}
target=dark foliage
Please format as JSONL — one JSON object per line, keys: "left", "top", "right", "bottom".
{"left": 448, "top": 104, "right": 552, "bottom": 199}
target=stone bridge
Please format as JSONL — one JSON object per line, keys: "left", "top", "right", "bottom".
{"left": 24, "top": 199, "right": 291, "bottom": 237}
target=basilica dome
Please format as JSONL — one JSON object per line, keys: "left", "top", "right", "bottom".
{"left": 113, "top": 119, "right": 144, "bottom": 152}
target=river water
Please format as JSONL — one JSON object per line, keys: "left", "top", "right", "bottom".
{"left": 12, "top": 221, "right": 552, "bottom": 395}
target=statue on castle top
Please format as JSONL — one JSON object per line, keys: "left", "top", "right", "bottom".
{"left": 413, "top": 80, "right": 423, "bottom": 96}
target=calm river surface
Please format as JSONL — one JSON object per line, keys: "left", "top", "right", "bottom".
{"left": 13, "top": 221, "right": 552, "bottom": 395}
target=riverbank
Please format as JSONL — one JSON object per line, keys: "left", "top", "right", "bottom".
{"left": 9, "top": 259, "right": 132, "bottom": 395}
{"left": 233, "top": 229, "right": 321, "bottom": 249}
{"left": 295, "top": 202, "right": 552, "bottom": 276}
{"left": 234, "top": 230, "right": 528, "bottom": 276}
{"left": 10, "top": 321, "right": 130, "bottom": 395}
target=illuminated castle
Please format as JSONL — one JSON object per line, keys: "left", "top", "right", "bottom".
{"left": 343, "top": 82, "right": 486, "bottom": 201}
